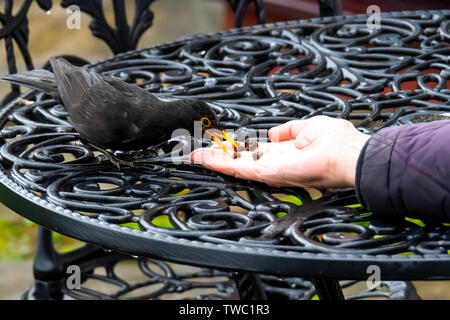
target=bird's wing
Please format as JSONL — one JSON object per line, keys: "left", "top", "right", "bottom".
{"left": 50, "top": 58, "right": 107, "bottom": 112}
{"left": 49, "top": 58, "right": 125, "bottom": 143}
{"left": 101, "top": 75, "right": 163, "bottom": 130}
{"left": 102, "top": 75, "right": 161, "bottom": 104}
{"left": 50, "top": 58, "right": 174, "bottom": 148}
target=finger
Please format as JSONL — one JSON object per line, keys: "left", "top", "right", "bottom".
{"left": 190, "top": 148, "right": 261, "bottom": 181}
{"left": 211, "top": 140, "right": 273, "bottom": 154}
{"left": 191, "top": 148, "right": 211, "bottom": 164}
{"left": 254, "top": 140, "right": 294, "bottom": 153}
{"left": 268, "top": 120, "right": 309, "bottom": 142}
{"left": 210, "top": 140, "right": 238, "bottom": 151}
{"left": 210, "top": 140, "right": 293, "bottom": 154}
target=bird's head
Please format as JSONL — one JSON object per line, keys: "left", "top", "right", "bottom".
{"left": 191, "top": 100, "right": 237, "bottom": 154}
{"left": 191, "top": 101, "right": 220, "bottom": 132}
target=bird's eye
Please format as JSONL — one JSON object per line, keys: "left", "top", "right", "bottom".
{"left": 201, "top": 117, "right": 211, "bottom": 128}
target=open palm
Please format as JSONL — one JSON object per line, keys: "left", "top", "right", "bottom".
{"left": 190, "top": 116, "right": 370, "bottom": 189}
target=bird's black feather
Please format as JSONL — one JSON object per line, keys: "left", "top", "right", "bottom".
{"left": 1, "top": 58, "right": 219, "bottom": 151}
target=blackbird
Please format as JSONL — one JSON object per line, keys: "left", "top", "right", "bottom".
{"left": 2, "top": 57, "right": 236, "bottom": 166}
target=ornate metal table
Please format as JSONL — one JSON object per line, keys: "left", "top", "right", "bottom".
{"left": 1, "top": 9, "right": 449, "bottom": 300}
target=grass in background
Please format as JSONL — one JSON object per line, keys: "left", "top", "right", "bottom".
{"left": 0, "top": 216, "right": 84, "bottom": 260}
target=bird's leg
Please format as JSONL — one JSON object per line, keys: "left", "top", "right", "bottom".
{"left": 86, "top": 143, "right": 135, "bottom": 169}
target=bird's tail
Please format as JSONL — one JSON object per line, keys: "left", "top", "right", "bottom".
{"left": 1, "top": 69, "right": 59, "bottom": 98}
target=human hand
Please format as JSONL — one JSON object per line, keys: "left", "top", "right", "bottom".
{"left": 190, "top": 116, "right": 370, "bottom": 189}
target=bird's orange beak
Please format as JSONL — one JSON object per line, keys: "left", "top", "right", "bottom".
{"left": 205, "top": 129, "right": 238, "bottom": 156}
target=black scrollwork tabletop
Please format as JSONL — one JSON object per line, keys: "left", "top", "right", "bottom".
{"left": 1, "top": 10, "right": 450, "bottom": 280}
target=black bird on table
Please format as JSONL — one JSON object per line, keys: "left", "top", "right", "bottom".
{"left": 1, "top": 57, "right": 237, "bottom": 167}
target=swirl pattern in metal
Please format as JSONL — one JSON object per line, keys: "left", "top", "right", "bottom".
{"left": 21, "top": 254, "right": 416, "bottom": 300}
{"left": 1, "top": 10, "right": 450, "bottom": 279}
{"left": 0, "top": 0, "right": 52, "bottom": 105}
{"left": 59, "top": 260, "right": 416, "bottom": 300}
{"left": 61, "top": 0, "right": 156, "bottom": 55}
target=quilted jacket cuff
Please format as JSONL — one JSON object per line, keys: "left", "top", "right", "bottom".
{"left": 355, "top": 127, "right": 403, "bottom": 220}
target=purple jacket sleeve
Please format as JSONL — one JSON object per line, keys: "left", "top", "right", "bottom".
{"left": 355, "top": 120, "right": 450, "bottom": 221}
